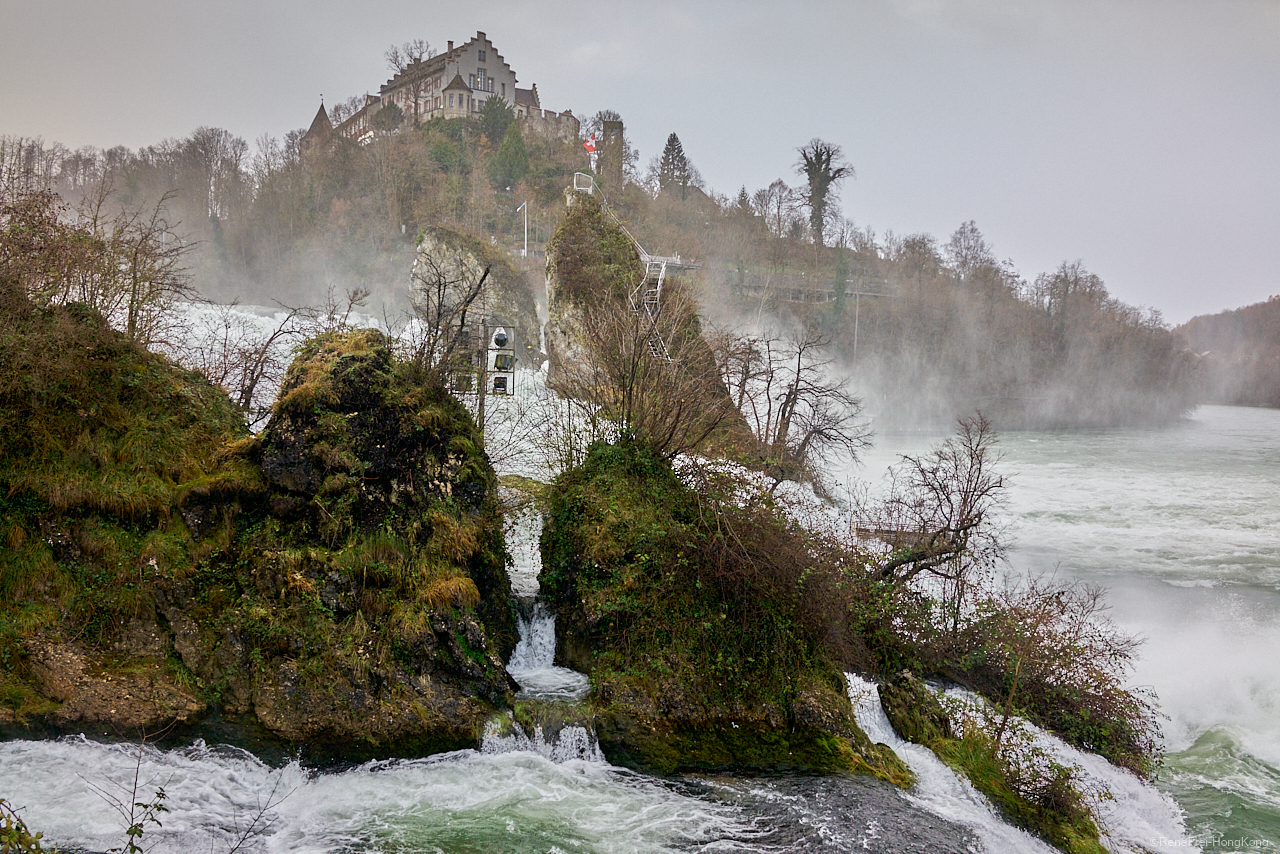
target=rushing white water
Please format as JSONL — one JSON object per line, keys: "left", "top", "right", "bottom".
{"left": 0, "top": 736, "right": 759, "bottom": 854}
{"left": 503, "top": 504, "right": 545, "bottom": 599}
{"left": 507, "top": 600, "right": 592, "bottom": 701}
{"left": 845, "top": 673, "right": 1063, "bottom": 854}
{"left": 502, "top": 507, "right": 592, "bottom": 701}
{"left": 852, "top": 404, "right": 1280, "bottom": 850}
{"left": 934, "top": 686, "right": 1194, "bottom": 854}
{"left": 480, "top": 714, "right": 605, "bottom": 763}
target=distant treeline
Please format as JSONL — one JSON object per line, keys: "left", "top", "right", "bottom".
{"left": 1, "top": 105, "right": 1200, "bottom": 427}
{"left": 1177, "top": 297, "right": 1280, "bottom": 408}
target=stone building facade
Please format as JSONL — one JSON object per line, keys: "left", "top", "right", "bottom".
{"left": 317, "top": 31, "right": 578, "bottom": 146}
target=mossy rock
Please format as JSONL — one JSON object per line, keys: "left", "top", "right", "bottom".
{"left": 592, "top": 678, "right": 912, "bottom": 784}
{"left": 1, "top": 316, "right": 521, "bottom": 755}
{"left": 881, "top": 670, "right": 1105, "bottom": 854}
{"left": 933, "top": 734, "right": 1106, "bottom": 854}
{"left": 540, "top": 440, "right": 910, "bottom": 781}
{"left": 879, "top": 671, "right": 953, "bottom": 745}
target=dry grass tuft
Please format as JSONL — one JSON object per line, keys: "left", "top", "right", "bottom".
{"left": 422, "top": 576, "right": 480, "bottom": 611}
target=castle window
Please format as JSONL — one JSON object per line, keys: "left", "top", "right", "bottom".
{"left": 449, "top": 94, "right": 454, "bottom": 107}
{"left": 478, "top": 49, "right": 486, "bottom": 61}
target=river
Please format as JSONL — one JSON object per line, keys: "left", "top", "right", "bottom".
{"left": 1, "top": 402, "right": 1274, "bottom": 852}
{"left": 855, "top": 403, "right": 1280, "bottom": 851}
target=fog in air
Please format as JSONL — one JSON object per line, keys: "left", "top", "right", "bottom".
{"left": 0, "top": 3, "right": 1277, "bottom": 854}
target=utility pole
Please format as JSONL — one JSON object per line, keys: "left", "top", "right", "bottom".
{"left": 853, "top": 290, "right": 861, "bottom": 363}
{"left": 517, "top": 201, "right": 528, "bottom": 258}
{"left": 475, "top": 318, "right": 486, "bottom": 447}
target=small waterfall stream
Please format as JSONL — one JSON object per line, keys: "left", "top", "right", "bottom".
{"left": 481, "top": 505, "right": 596, "bottom": 759}
{"left": 506, "top": 599, "right": 591, "bottom": 701}
{"left": 846, "top": 673, "right": 1062, "bottom": 854}
{"left": 500, "top": 504, "right": 591, "bottom": 701}
{"left": 845, "top": 673, "right": 1194, "bottom": 854}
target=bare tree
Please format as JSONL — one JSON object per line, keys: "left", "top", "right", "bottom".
{"left": 328, "top": 94, "right": 367, "bottom": 126}
{"left": 3, "top": 184, "right": 195, "bottom": 348}
{"left": 182, "top": 127, "right": 250, "bottom": 222}
{"left": 110, "top": 191, "right": 196, "bottom": 346}
{"left": 405, "top": 245, "right": 490, "bottom": 382}
{"left": 385, "top": 39, "right": 437, "bottom": 125}
{"left": 796, "top": 139, "right": 853, "bottom": 247}
{"left": 945, "top": 220, "right": 998, "bottom": 283}
{"left": 714, "top": 323, "right": 869, "bottom": 484}
{"left": 181, "top": 302, "right": 310, "bottom": 428}
{"left": 751, "top": 179, "right": 801, "bottom": 239}
{"left": 553, "top": 284, "right": 734, "bottom": 459}
{"left": 874, "top": 414, "right": 1008, "bottom": 589}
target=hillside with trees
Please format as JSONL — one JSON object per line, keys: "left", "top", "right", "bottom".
{"left": 1, "top": 85, "right": 1198, "bottom": 430}
{"left": 1176, "top": 296, "right": 1280, "bottom": 408}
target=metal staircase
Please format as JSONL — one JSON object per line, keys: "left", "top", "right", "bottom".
{"left": 573, "top": 173, "right": 700, "bottom": 365}
{"left": 631, "top": 260, "right": 672, "bottom": 362}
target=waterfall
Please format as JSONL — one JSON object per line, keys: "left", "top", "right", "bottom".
{"left": 937, "top": 686, "right": 1195, "bottom": 854}
{"left": 846, "top": 674, "right": 1198, "bottom": 854}
{"left": 507, "top": 599, "right": 590, "bottom": 701}
{"left": 480, "top": 714, "right": 605, "bottom": 763}
{"left": 846, "top": 673, "right": 1062, "bottom": 854}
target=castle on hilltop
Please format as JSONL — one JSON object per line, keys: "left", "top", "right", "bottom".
{"left": 304, "top": 31, "right": 578, "bottom": 150}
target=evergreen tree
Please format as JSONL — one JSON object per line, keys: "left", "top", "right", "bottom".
{"left": 658, "top": 132, "right": 692, "bottom": 200}
{"left": 478, "top": 97, "right": 515, "bottom": 145}
{"left": 488, "top": 123, "right": 529, "bottom": 188}
{"left": 370, "top": 101, "right": 403, "bottom": 134}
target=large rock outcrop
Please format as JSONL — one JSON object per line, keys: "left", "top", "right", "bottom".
{"left": 412, "top": 226, "right": 542, "bottom": 369}
{"left": 0, "top": 304, "right": 518, "bottom": 757}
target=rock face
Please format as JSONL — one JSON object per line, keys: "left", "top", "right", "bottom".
{"left": 0, "top": 311, "right": 518, "bottom": 757}
{"left": 412, "top": 226, "right": 542, "bottom": 370}
{"left": 543, "top": 189, "right": 643, "bottom": 386}
{"left": 25, "top": 635, "right": 204, "bottom": 731}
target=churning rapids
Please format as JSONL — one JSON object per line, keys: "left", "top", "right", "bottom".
{"left": 1, "top": 393, "right": 1273, "bottom": 852}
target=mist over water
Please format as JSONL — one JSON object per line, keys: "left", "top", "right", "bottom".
{"left": 853, "top": 404, "right": 1280, "bottom": 849}
{"left": 3, "top": 361, "right": 1270, "bottom": 851}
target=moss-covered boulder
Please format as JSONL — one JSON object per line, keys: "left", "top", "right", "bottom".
{"left": 881, "top": 673, "right": 1105, "bottom": 854}
{"left": 0, "top": 299, "right": 252, "bottom": 730}
{"left": 539, "top": 440, "right": 909, "bottom": 783}
{"left": 164, "top": 329, "right": 518, "bottom": 754}
{"left": 0, "top": 306, "right": 519, "bottom": 757}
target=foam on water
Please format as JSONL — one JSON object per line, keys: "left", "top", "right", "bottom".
{"left": 939, "top": 687, "right": 1195, "bottom": 854}
{"left": 506, "top": 599, "right": 592, "bottom": 701}
{"left": 481, "top": 714, "right": 605, "bottom": 763}
{"left": 503, "top": 504, "right": 544, "bottom": 599}
{"left": 0, "top": 736, "right": 761, "bottom": 854}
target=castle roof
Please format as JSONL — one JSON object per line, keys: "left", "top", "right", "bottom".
{"left": 305, "top": 102, "right": 333, "bottom": 139}
{"left": 378, "top": 31, "right": 514, "bottom": 96}
{"left": 443, "top": 73, "right": 471, "bottom": 92}
{"left": 514, "top": 84, "right": 539, "bottom": 108}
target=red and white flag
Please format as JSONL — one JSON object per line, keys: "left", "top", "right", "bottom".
{"left": 582, "top": 134, "right": 597, "bottom": 153}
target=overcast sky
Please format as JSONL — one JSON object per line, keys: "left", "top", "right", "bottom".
{"left": 2, "top": 0, "right": 1276, "bottom": 323}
